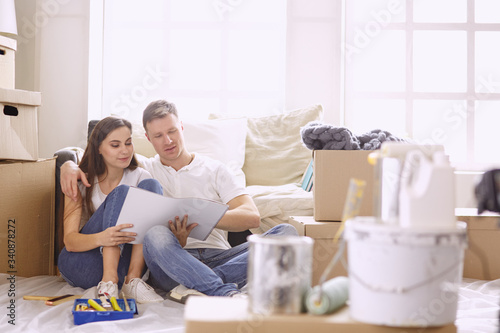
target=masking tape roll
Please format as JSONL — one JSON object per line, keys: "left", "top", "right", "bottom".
{"left": 305, "top": 276, "right": 349, "bottom": 315}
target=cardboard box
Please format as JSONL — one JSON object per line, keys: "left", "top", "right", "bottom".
{"left": 0, "top": 88, "right": 42, "bottom": 161}
{"left": 289, "top": 216, "right": 347, "bottom": 285}
{"left": 184, "top": 297, "right": 457, "bottom": 333}
{"left": 0, "top": 35, "right": 16, "bottom": 89}
{"left": 313, "top": 150, "right": 375, "bottom": 221}
{"left": 457, "top": 208, "right": 500, "bottom": 280}
{"left": 0, "top": 158, "right": 56, "bottom": 277}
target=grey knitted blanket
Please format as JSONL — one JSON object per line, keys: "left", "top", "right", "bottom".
{"left": 300, "top": 121, "right": 408, "bottom": 151}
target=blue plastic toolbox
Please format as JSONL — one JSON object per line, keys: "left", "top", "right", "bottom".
{"left": 72, "top": 298, "right": 138, "bottom": 325}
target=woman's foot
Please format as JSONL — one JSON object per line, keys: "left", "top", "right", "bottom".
{"left": 96, "top": 280, "right": 119, "bottom": 298}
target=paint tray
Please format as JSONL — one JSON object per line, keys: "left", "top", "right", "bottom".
{"left": 72, "top": 298, "right": 138, "bottom": 325}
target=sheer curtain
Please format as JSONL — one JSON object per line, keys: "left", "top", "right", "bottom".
{"left": 344, "top": 0, "right": 500, "bottom": 169}
{"left": 95, "top": 0, "right": 287, "bottom": 123}
{"left": 92, "top": 0, "right": 499, "bottom": 169}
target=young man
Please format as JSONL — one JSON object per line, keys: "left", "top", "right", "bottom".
{"left": 60, "top": 100, "right": 298, "bottom": 300}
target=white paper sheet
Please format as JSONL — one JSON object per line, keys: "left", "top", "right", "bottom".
{"left": 116, "top": 187, "right": 228, "bottom": 244}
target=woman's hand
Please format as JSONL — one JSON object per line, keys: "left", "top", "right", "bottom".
{"left": 169, "top": 215, "right": 198, "bottom": 248}
{"left": 98, "top": 224, "right": 137, "bottom": 246}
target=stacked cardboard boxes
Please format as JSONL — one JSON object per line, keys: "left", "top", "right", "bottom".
{"left": 457, "top": 208, "right": 500, "bottom": 280}
{"left": 0, "top": 35, "right": 55, "bottom": 277}
{"left": 0, "top": 35, "right": 16, "bottom": 89}
{"left": 311, "top": 148, "right": 500, "bottom": 281}
{"left": 290, "top": 151, "right": 375, "bottom": 285}
{"left": 0, "top": 87, "right": 41, "bottom": 160}
{"left": 289, "top": 216, "right": 347, "bottom": 285}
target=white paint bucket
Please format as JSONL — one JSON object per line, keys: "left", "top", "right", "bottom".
{"left": 344, "top": 217, "right": 467, "bottom": 327}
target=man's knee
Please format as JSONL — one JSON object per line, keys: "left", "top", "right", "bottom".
{"left": 269, "top": 223, "right": 299, "bottom": 236}
{"left": 144, "top": 225, "right": 177, "bottom": 248}
{"left": 143, "top": 226, "right": 181, "bottom": 265}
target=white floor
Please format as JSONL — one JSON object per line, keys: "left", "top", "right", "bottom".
{"left": 0, "top": 273, "right": 498, "bottom": 333}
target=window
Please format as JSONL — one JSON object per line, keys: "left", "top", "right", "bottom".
{"left": 344, "top": 0, "right": 500, "bottom": 169}
{"left": 96, "top": 0, "right": 287, "bottom": 122}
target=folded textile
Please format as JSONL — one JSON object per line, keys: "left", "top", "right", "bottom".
{"left": 300, "top": 122, "right": 408, "bottom": 151}
{"left": 300, "top": 122, "right": 361, "bottom": 150}
{"left": 357, "top": 128, "right": 407, "bottom": 150}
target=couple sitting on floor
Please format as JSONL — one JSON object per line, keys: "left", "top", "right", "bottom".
{"left": 57, "top": 100, "right": 297, "bottom": 303}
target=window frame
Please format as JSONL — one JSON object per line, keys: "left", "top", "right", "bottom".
{"left": 343, "top": 0, "right": 500, "bottom": 170}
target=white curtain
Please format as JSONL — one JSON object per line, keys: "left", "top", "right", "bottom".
{"left": 98, "top": 0, "right": 287, "bottom": 122}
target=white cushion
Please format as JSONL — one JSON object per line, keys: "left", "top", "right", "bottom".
{"left": 131, "top": 124, "right": 157, "bottom": 158}
{"left": 130, "top": 118, "right": 247, "bottom": 183}
{"left": 182, "top": 118, "right": 248, "bottom": 187}
{"left": 210, "top": 104, "right": 323, "bottom": 186}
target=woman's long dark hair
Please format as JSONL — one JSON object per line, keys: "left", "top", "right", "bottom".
{"left": 79, "top": 116, "right": 139, "bottom": 217}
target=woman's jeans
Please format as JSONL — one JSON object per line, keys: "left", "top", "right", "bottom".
{"left": 143, "top": 223, "right": 298, "bottom": 296}
{"left": 57, "top": 178, "right": 163, "bottom": 289}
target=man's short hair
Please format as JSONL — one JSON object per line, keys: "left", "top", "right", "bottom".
{"left": 143, "top": 100, "right": 178, "bottom": 132}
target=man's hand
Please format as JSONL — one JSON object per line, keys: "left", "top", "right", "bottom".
{"left": 169, "top": 215, "right": 198, "bottom": 248}
{"left": 215, "top": 194, "right": 260, "bottom": 232}
{"left": 60, "top": 161, "right": 91, "bottom": 201}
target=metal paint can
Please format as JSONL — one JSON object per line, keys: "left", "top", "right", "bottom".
{"left": 247, "top": 235, "right": 313, "bottom": 315}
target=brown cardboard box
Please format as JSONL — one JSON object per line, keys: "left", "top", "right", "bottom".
{"left": 289, "top": 216, "right": 347, "bottom": 285}
{"left": 184, "top": 297, "right": 457, "bottom": 333}
{"left": 457, "top": 208, "right": 500, "bottom": 280}
{"left": 0, "top": 158, "right": 56, "bottom": 277}
{"left": 0, "top": 35, "right": 16, "bottom": 89}
{"left": 313, "top": 150, "right": 375, "bottom": 221}
{"left": 0, "top": 87, "right": 42, "bottom": 161}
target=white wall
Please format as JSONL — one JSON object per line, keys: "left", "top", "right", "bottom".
{"left": 15, "top": 0, "right": 345, "bottom": 159}
{"left": 455, "top": 171, "right": 482, "bottom": 209}
{"left": 15, "top": 0, "right": 90, "bottom": 158}
{"left": 15, "top": 0, "right": 37, "bottom": 92}
{"left": 285, "top": 0, "right": 343, "bottom": 125}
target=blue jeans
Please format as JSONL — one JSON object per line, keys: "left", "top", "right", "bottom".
{"left": 57, "top": 178, "right": 163, "bottom": 289}
{"left": 143, "top": 223, "right": 298, "bottom": 296}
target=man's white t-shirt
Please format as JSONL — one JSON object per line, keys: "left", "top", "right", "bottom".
{"left": 141, "top": 154, "right": 247, "bottom": 250}
{"left": 78, "top": 167, "right": 152, "bottom": 230}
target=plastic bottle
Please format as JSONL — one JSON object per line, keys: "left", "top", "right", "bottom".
{"left": 398, "top": 150, "right": 456, "bottom": 229}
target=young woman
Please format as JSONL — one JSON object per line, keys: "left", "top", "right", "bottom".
{"left": 57, "top": 116, "right": 163, "bottom": 303}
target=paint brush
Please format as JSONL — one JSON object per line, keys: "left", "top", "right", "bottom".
{"left": 45, "top": 294, "right": 83, "bottom": 306}
{"left": 121, "top": 291, "right": 131, "bottom": 311}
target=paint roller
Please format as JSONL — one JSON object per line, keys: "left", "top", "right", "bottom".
{"left": 305, "top": 178, "right": 366, "bottom": 315}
